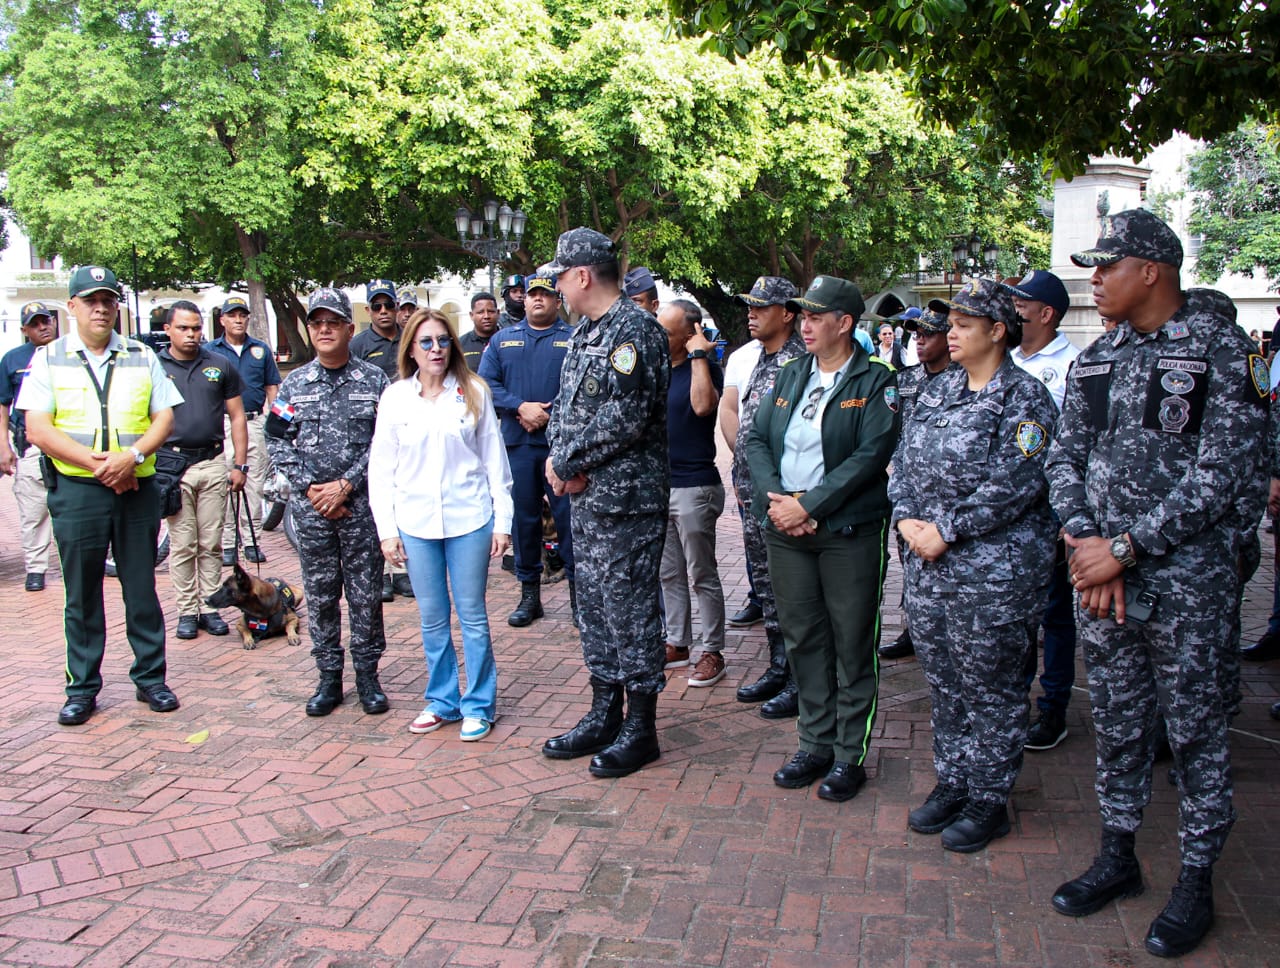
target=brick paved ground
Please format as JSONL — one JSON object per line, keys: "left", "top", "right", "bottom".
{"left": 0, "top": 454, "right": 1278, "bottom": 966}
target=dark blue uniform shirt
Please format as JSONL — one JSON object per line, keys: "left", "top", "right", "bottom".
{"left": 207, "top": 335, "right": 282, "bottom": 414}
{"left": 0, "top": 342, "right": 37, "bottom": 442}
{"left": 478, "top": 317, "right": 574, "bottom": 448}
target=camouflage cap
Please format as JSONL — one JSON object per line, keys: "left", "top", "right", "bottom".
{"left": 396, "top": 286, "right": 419, "bottom": 307}
{"left": 220, "top": 295, "right": 250, "bottom": 315}
{"left": 929, "top": 278, "right": 1020, "bottom": 328}
{"left": 68, "top": 265, "right": 121, "bottom": 299}
{"left": 1071, "top": 208, "right": 1183, "bottom": 269}
{"left": 525, "top": 270, "right": 559, "bottom": 295}
{"left": 786, "top": 275, "right": 864, "bottom": 320}
{"left": 366, "top": 279, "right": 397, "bottom": 303}
{"left": 1184, "top": 287, "right": 1237, "bottom": 323}
{"left": 544, "top": 228, "right": 616, "bottom": 273}
{"left": 911, "top": 308, "right": 950, "bottom": 335}
{"left": 20, "top": 301, "right": 53, "bottom": 326}
{"left": 737, "top": 275, "right": 799, "bottom": 307}
{"left": 307, "top": 287, "right": 353, "bottom": 323}
{"left": 622, "top": 266, "right": 657, "bottom": 297}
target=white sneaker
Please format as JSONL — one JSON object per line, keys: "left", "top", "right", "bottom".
{"left": 409, "top": 708, "right": 452, "bottom": 734}
{"left": 460, "top": 717, "right": 492, "bottom": 742}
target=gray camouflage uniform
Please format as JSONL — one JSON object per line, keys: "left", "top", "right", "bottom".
{"left": 265, "top": 357, "right": 390, "bottom": 676}
{"left": 1047, "top": 279, "right": 1268, "bottom": 866}
{"left": 548, "top": 297, "right": 670, "bottom": 693}
{"left": 733, "top": 331, "right": 807, "bottom": 653}
{"left": 891, "top": 352, "right": 1057, "bottom": 803}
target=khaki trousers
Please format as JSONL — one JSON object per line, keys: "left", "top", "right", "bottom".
{"left": 14, "top": 446, "right": 52, "bottom": 573}
{"left": 168, "top": 457, "right": 228, "bottom": 616}
{"left": 222, "top": 413, "right": 266, "bottom": 548}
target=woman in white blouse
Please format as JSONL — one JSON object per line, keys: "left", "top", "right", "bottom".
{"left": 369, "top": 308, "right": 513, "bottom": 741}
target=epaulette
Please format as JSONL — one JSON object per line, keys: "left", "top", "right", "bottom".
{"left": 779, "top": 357, "right": 799, "bottom": 368}
{"left": 869, "top": 357, "right": 894, "bottom": 371}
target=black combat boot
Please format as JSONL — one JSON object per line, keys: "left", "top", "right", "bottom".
{"left": 760, "top": 677, "right": 799, "bottom": 718}
{"left": 941, "top": 799, "right": 1011, "bottom": 853}
{"left": 508, "top": 581, "right": 544, "bottom": 627}
{"left": 908, "top": 782, "right": 969, "bottom": 834}
{"left": 737, "top": 635, "right": 788, "bottom": 703}
{"left": 306, "top": 671, "right": 344, "bottom": 717}
{"left": 542, "top": 678, "right": 624, "bottom": 758}
{"left": 1052, "top": 828, "right": 1144, "bottom": 916}
{"left": 589, "top": 690, "right": 660, "bottom": 778}
{"left": 1144, "top": 864, "right": 1214, "bottom": 958}
{"left": 355, "top": 669, "right": 389, "bottom": 715}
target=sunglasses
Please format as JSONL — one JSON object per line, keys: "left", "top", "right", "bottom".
{"left": 370, "top": 300, "right": 396, "bottom": 312}
{"left": 800, "top": 386, "right": 827, "bottom": 420}
{"left": 418, "top": 335, "right": 453, "bottom": 350}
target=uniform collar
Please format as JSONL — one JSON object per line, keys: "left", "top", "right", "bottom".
{"left": 64, "top": 326, "right": 128, "bottom": 356}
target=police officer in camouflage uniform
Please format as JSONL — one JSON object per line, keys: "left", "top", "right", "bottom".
{"left": 541, "top": 228, "right": 670, "bottom": 778}
{"left": 724, "top": 277, "right": 806, "bottom": 716}
{"left": 1046, "top": 210, "right": 1269, "bottom": 958}
{"left": 890, "top": 280, "right": 1057, "bottom": 852}
{"left": 266, "top": 288, "right": 392, "bottom": 718}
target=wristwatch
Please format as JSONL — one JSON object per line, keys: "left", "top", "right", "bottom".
{"left": 129, "top": 447, "right": 146, "bottom": 465}
{"left": 1109, "top": 533, "right": 1138, "bottom": 568}
{"left": 689, "top": 349, "right": 708, "bottom": 360}
{"left": 233, "top": 464, "right": 250, "bottom": 474}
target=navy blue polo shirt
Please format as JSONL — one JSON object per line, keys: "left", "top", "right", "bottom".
{"left": 668, "top": 357, "right": 723, "bottom": 488}
{"left": 207, "top": 335, "right": 282, "bottom": 414}
{"left": 0, "top": 342, "right": 37, "bottom": 441}
{"left": 477, "top": 317, "right": 574, "bottom": 448}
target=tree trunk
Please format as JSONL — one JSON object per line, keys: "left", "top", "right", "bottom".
{"left": 268, "top": 287, "right": 313, "bottom": 364}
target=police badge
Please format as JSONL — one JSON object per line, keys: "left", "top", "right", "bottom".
{"left": 1016, "top": 421, "right": 1047, "bottom": 457}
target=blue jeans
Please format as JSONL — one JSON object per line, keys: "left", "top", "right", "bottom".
{"left": 401, "top": 520, "right": 498, "bottom": 722}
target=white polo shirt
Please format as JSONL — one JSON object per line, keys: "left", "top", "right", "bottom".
{"left": 1012, "top": 332, "right": 1080, "bottom": 412}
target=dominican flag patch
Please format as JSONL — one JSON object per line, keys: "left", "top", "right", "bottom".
{"left": 270, "top": 400, "right": 295, "bottom": 423}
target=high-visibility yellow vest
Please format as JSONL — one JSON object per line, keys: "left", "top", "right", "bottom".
{"left": 47, "top": 338, "right": 156, "bottom": 478}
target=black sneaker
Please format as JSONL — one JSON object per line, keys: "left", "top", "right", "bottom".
{"left": 1025, "top": 710, "right": 1068, "bottom": 751}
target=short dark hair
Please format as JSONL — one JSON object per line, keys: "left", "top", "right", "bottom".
{"left": 670, "top": 298, "right": 702, "bottom": 330}
{"left": 165, "top": 300, "right": 202, "bottom": 325}
{"left": 471, "top": 292, "right": 498, "bottom": 310}
{"left": 588, "top": 260, "right": 620, "bottom": 287}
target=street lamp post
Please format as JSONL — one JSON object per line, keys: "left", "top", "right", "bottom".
{"left": 948, "top": 232, "right": 1000, "bottom": 294}
{"left": 454, "top": 200, "right": 528, "bottom": 296}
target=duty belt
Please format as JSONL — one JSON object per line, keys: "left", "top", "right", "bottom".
{"left": 163, "top": 441, "right": 224, "bottom": 463}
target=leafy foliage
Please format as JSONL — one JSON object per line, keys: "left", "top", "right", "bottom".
{"left": 1187, "top": 125, "right": 1280, "bottom": 288}
{"left": 666, "top": 0, "right": 1280, "bottom": 176}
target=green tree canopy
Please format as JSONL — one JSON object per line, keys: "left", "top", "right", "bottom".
{"left": 1187, "top": 125, "right": 1280, "bottom": 289}
{"left": 666, "top": 0, "right": 1280, "bottom": 176}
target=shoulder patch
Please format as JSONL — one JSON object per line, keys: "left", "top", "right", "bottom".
{"left": 1249, "top": 354, "right": 1269, "bottom": 399}
{"left": 883, "top": 387, "right": 899, "bottom": 412}
{"left": 250, "top": 345, "right": 265, "bottom": 360}
{"left": 1016, "top": 421, "right": 1047, "bottom": 457}
{"left": 610, "top": 342, "right": 637, "bottom": 375}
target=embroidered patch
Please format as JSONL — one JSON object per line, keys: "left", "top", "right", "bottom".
{"left": 610, "top": 343, "right": 637, "bottom": 375}
{"left": 248, "top": 618, "right": 269, "bottom": 633}
{"left": 1040, "top": 368, "right": 1057, "bottom": 386}
{"left": 1160, "top": 369, "right": 1195, "bottom": 395}
{"left": 1158, "top": 396, "right": 1191, "bottom": 432}
{"left": 1249, "top": 354, "right": 1269, "bottom": 399}
{"left": 202, "top": 366, "right": 222, "bottom": 381}
{"left": 553, "top": 341, "right": 570, "bottom": 348}
{"left": 251, "top": 345, "right": 265, "bottom": 360}
{"left": 269, "top": 400, "right": 295, "bottom": 423}
{"left": 883, "top": 387, "right": 899, "bottom": 413}
{"left": 1016, "top": 421, "right": 1047, "bottom": 457}
{"left": 499, "top": 340, "right": 524, "bottom": 348}
{"left": 840, "top": 398, "right": 866, "bottom": 409}
{"left": 1166, "top": 320, "right": 1190, "bottom": 340}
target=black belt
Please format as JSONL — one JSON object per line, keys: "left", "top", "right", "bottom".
{"left": 244, "top": 410, "right": 261, "bottom": 419}
{"left": 163, "top": 442, "right": 224, "bottom": 463}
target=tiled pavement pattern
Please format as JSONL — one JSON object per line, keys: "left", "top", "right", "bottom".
{"left": 0, "top": 453, "right": 1278, "bottom": 966}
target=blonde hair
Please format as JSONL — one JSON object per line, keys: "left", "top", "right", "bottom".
{"left": 397, "top": 308, "right": 487, "bottom": 422}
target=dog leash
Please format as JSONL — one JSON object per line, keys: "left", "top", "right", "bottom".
{"left": 231, "top": 490, "right": 264, "bottom": 576}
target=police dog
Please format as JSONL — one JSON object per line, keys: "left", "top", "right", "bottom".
{"left": 205, "top": 564, "right": 304, "bottom": 650}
